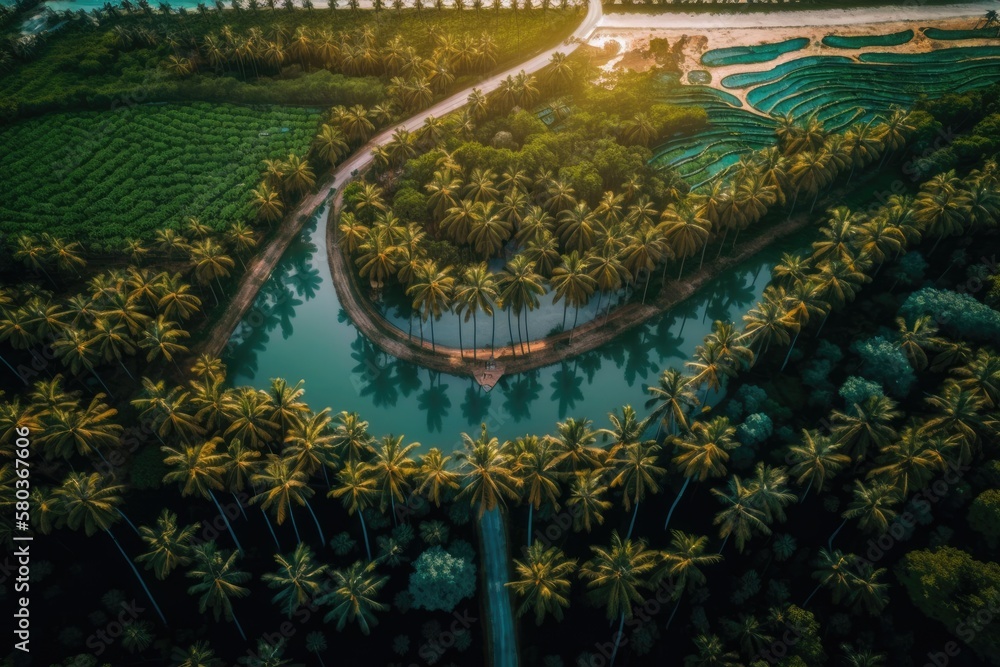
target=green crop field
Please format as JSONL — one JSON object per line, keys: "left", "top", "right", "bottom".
{"left": 0, "top": 102, "right": 319, "bottom": 250}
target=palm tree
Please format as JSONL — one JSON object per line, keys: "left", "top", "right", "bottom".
{"left": 609, "top": 437, "right": 664, "bottom": 538}
{"left": 644, "top": 369, "right": 697, "bottom": 438}
{"left": 551, "top": 251, "right": 597, "bottom": 336}
{"left": 456, "top": 424, "right": 521, "bottom": 517}
{"left": 252, "top": 183, "right": 284, "bottom": 224}
{"left": 189, "top": 239, "right": 235, "bottom": 303}
{"left": 831, "top": 480, "right": 901, "bottom": 548}
{"left": 319, "top": 561, "right": 388, "bottom": 634}
{"left": 55, "top": 473, "right": 167, "bottom": 624}
{"left": 499, "top": 254, "right": 545, "bottom": 353}
{"left": 711, "top": 476, "right": 771, "bottom": 553}
{"left": 664, "top": 416, "right": 739, "bottom": 531}
{"left": 686, "top": 341, "right": 736, "bottom": 403}
{"left": 658, "top": 199, "right": 710, "bottom": 279}
{"left": 780, "top": 279, "right": 827, "bottom": 370}
{"left": 741, "top": 289, "right": 793, "bottom": 357}
{"left": 331, "top": 410, "right": 375, "bottom": 464}
{"left": 454, "top": 263, "right": 497, "bottom": 358}
{"left": 868, "top": 426, "right": 947, "bottom": 496}
{"left": 567, "top": 470, "right": 613, "bottom": 532}
{"left": 369, "top": 434, "right": 418, "bottom": 524}
{"left": 804, "top": 547, "right": 855, "bottom": 607}
{"left": 511, "top": 435, "right": 561, "bottom": 546}
{"left": 551, "top": 417, "right": 604, "bottom": 473}
{"left": 507, "top": 543, "right": 577, "bottom": 624}
{"left": 330, "top": 461, "right": 378, "bottom": 560}
{"left": 136, "top": 509, "right": 199, "bottom": 579}
{"left": 186, "top": 542, "right": 251, "bottom": 640}
{"left": 923, "top": 381, "right": 986, "bottom": 463}
{"left": 407, "top": 261, "right": 454, "bottom": 351}
{"left": 314, "top": 124, "right": 350, "bottom": 166}
{"left": 282, "top": 152, "right": 316, "bottom": 198}
{"left": 38, "top": 394, "right": 123, "bottom": 462}
{"left": 579, "top": 531, "right": 659, "bottom": 667}
{"left": 251, "top": 454, "right": 317, "bottom": 545}
{"left": 161, "top": 438, "right": 245, "bottom": 554}
{"left": 262, "top": 542, "right": 328, "bottom": 617}
{"left": 745, "top": 462, "right": 797, "bottom": 524}
{"left": 656, "top": 531, "right": 722, "bottom": 629}
{"left": 830, "top": 394, "right": 901, "bottom": 461}
{"left": 284, "top": 408, "right": 336, "bottom": 487}
{"left": 788, "top": 430, "right": 850, "bottom": 501}
{"left": 416, "top": 447, "right": 460, "bottom": 507}
{"left": 156, "top": 274, "right": 203, "bottom": 322}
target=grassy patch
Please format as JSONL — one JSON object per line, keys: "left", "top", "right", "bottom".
{"left": 0, "top": 8, "right": 580, "bottom": 116}
{"left": 0, "top": 102, "right": 319, "bottom": 250}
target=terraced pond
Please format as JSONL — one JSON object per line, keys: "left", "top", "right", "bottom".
{"left": 652, "top": 43, "right": 1000, "bottom": 187}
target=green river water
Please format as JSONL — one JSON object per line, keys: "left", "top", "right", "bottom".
{"left": 224, "top": 207, "right": 806, "bottom": 447}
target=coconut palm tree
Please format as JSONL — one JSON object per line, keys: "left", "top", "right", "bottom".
{"left": 656, "top": 530, "right": 722, "bottom": 629}
{"left": 686, "top": 341, "right": 736, "bottom": 403}
{"left": 507, "top": 543, "right": 577, "bottom": 624}
{"left": 331, "top": 410, "right": 375, "bottom": 464}
{"left": 454, "top": 263, "right": 497, "bottom": 358}
{"left": 416, "top": 447, "right": 460, "bottom": 507}
{"left": 140, "top": 316, "right": 190, "bottom": 370}
{"left": 659, "top": 199, "right": 711, "bottom": 279}
{"left": 804, "top": 547, "right": 855, "bottom": 607}
{"left": 251, "top": 454, "right": 318, "bottom": 545}
{"left": 831, "top": 480, "right": 901, "bottom": 548}
{"left": 136, "top": 508, "right": 199, "bottom": 580}
{"left": 922, "top": 381, "right": 986, "bottom": 463}
{"left": 186, "top": 542, "right": 251, "bottom": 640}
{"left": 788, "top": 430, "right": 850, "bottom": 501}
{"left": 741, "top": 288, "right": 794, "bottom": 357}
{"left": 867, "top": 426, "right": 947, "bottom": 496}
{"left": 566, "top": 469, "right": 612, "bottom": 533}
{"left": 551, "top": 251, "right": 597, "bottom": 336}
{"left": 319, "top": 560, "right": 388, "bottom": 634}
{"left": 953, "top": 349, "right": 1000, "bottom": 408}
{"left": 188, "top": 239, "right": 235, "bottom": 303}
{"left": 55, "top": 473, "right": 167, "bottom": 624}
{"left": 252, "top": 183, "right": 284, "bottom": 224}
{"left": 314, "top": 124, "right": 349, "bottom": 166}
{"left": 156, "top": 274, "right": 203, "bottom": 322}
{"left": 610, "top": 437, "right": 664, "bottom": 538}
{"left": 262, "top": 542, "right": 328, "bottom": 617}
{"left": 38, "top": 394, "right": 123, "bottom": 462}
{"left": 456, "top": 424, "right": 521, "bottom": 516}
{"left": 499, "top": 254, "right": 545, "bottom": 353}
{"left": 830, "top": 394, "right": 901, "bottom": 461}
{"left": 407, "top": 261, "right": 454, "bottom": 351}
{"left": 711, "top": 476, "right": 771, "bottom": 553}
{"left": 644, "top": 368, "right": 697, "bottom": 438}
{"left": 779, "top": 280, "right": 827, "bottom": 371}
{"left": 579, "top": 531, "right": 659, "bottom": 667}
{"left": 511, "top": 435, "right": 561, "bottom": 546}
{"left": 551, "top": 417, "right": 604, "bottom": 473}
{"left": 745, "top": 462, "right": 797, "bottom": 524}
{"left": 162, "top": 437, "right": 245, "bottom": 554}
{"left": 330, "top": 461, "right": 377, "bottom": 560}
{"left": 665, "top": 416, "right": 739, "bottom": 531}
{"left": 369, "top": 434, "right": 418, "bottom": 524}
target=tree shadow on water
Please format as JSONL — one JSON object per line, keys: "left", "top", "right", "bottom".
{"left": 289, "top": 260, "right": 323, "bottom": 300}
{"left": 395, "top": 361, "right": 423, "bottom": 398}
{"left": 501, "top": 371, "right": 542, "bottom": 423}
{"left": 549, "top": 362, "right": 583, "bottom": 420}
{"left": 461, "top": 381, "right": 493, "bottom": 426}
{"left": 351, "top": 336, "right": 398, "bottom": 408}
{"left": 418, "top": 372, "right": 452, "bottom": 432}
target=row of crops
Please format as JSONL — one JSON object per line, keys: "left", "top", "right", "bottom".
{"left": 653, "top": 39, "right": 1000, "bottom": 189}
{"left": 725, "top": 46, "right": 1000, "bottom": 129}
{"left": 650, "top": 85, "right": 775, "bottom": 188}
{"left": 0, "top": 102, "right": 319, "bottom": 251}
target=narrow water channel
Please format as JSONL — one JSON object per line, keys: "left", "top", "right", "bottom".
{"left": 224, "top": 209, "right": 808, "bottom": 446}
